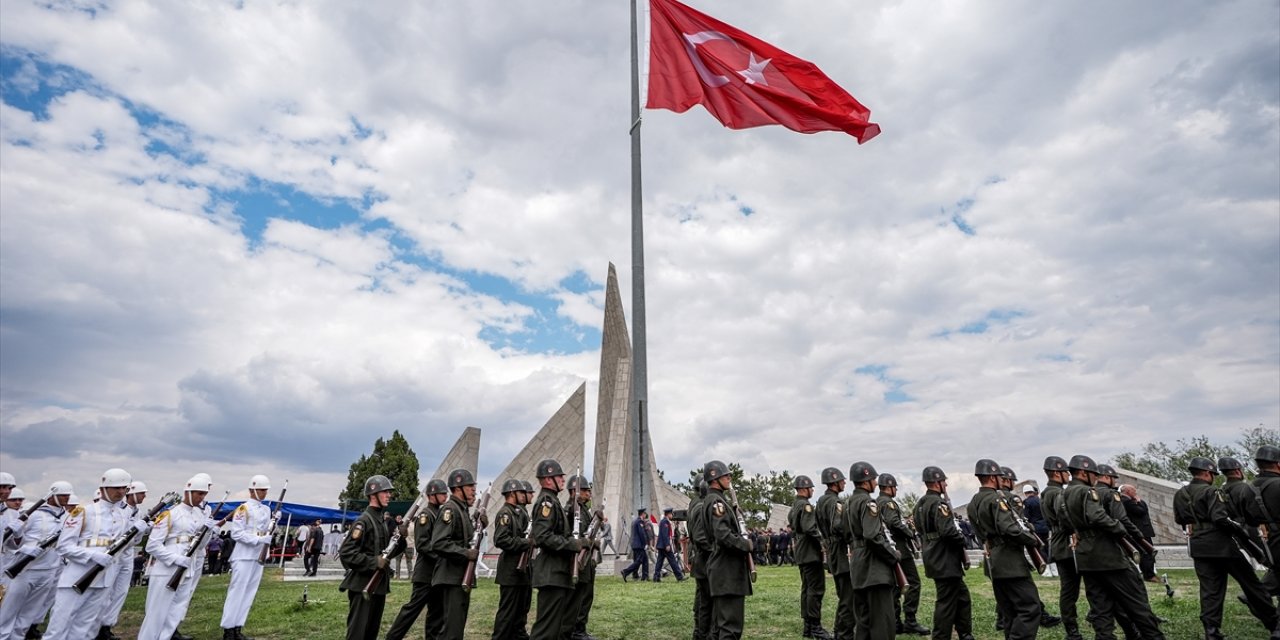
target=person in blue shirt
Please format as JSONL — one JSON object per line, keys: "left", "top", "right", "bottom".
{"left": 619, "top": 508, "right": 651, "bottom": 582}
{"left": 653, "top": 508, "right": 686, "bottom": 582}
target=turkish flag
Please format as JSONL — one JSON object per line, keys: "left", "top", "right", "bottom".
{"left": 646, "top": 0, "right": 880, "bottom": 143}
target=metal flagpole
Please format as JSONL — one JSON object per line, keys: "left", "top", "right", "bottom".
{"left": 629, "top": 0, "right": 654, "bottom": 518}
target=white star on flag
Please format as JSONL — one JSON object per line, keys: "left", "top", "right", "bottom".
{"left": 738, "top": 53, "right": 771, "bottom": 86}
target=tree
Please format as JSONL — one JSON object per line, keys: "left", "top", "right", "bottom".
{"left": 900, "top": 492, "right": 921, "bottom": 515}
{"left": 339, "top": 430, "right": 421, "bottom": 506}
{"left": 1112, "top": 425, "right": 1278, "bottom": 483}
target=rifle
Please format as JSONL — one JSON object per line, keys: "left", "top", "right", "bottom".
{"left": 363, "top": 492, "right": 426, "bottom": 597}
{"left": 166, "top": 490, "right": 232, "bottom": 590}
{"left": 73, "top": 492, "right": 180, "bottom": 593}
{"left": 461, "top": 483, "right": 493, "bottom": 592}
{"left": 1227, "top": 517, "right": 1275, "bottom": 570}
{"left": 515, "top": 501, "right": 536, "bottom": 571}
{"left": 878, "top": 516, "right": 910, "bottom": 589}
{"left": 1005, "top": 493, "right": 1047, "bottom": 573}
{"left": 0, "top": 491, "right": 52, "bottom": 550}
{"left": 257, "top": 481, "right": 289, "bottom": 565}
{"left": 1160, "top": 572, "right": 1175, "bottom": 598}
{"left": 570, "top": 468, "right": 581, "bottom": 584}
{"left": 4, "top": 527, "right": 61, "bottom": 579}
{"left": 575, "top": 498, "right": 606, "bottom": 577}
{"left": 724, "top": 484, "right": 756, "bottom": 583}
{"left": 942, "top": 493, "right": 970, "bottom": 570}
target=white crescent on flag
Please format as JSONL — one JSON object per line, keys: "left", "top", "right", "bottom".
{"left": 681, "top": 31, "right": 733, "bottom": 88}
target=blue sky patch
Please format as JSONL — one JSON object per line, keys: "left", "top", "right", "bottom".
{"left": 854, "top": 364, "right": 914, "bottom": 404}
{"left": 934, "top": 308, "right": 1027, "bottom": 338}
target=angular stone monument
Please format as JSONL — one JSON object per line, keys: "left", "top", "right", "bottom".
{"left": 431, "top": 426, "right": 481, "bottom": 481}
{"left": 485, "top": 383, "right": 587, "bottom": 527}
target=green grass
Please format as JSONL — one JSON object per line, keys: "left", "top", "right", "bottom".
{"left": 108, "top": 566, "right": 1267, "bottom": 639}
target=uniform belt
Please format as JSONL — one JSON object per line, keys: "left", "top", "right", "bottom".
{"left": 166, "top": 535, "right": 196, "bottom": 544}
{"left": 80, "top": 538, "right": 114, "bottom": 547}
{"left": 849, "top": 539, "right": 866, "bottom": 549}
{"left": 923, "top": 532, "right": 940, "bottom": 541}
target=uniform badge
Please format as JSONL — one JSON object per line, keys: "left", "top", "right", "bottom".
{"left": 442, "top": 508, "right": 453, "bottom": 523}
{"left": 868, "top": 502, "right": 879, "bottom": 516}
{"left": 1216, "top": 491, "right": 1227, "bottom": 503}
{"left": 804, "top": 504, "right": 813, "bottom": 513}
{"left": 998, "top": 500, "right": 1009, "bottom": 511}
{"left": 541, "top": 503, "right": 552, "bottom": 518}
{"left": 712, "top": 502, "right": 727, "bottom": 518}
{"left": 500, "top": 513, "right": 510, "bottom": 526}
{"left": 418, "top": 514, "right": 428, "bottom": 526}
{"left": 70, "top": 505, "right": 84, "bottom": 518}
{"left": 940, "top": 505, "right": 950, "bottom": 517}
{"left": 886, "top": 502, "right": 897, "bottom": 511}
{"left": 352, "top": 523, "right": 364, "bottom": 540}
{"left": 1113, "top": 493, "right": 1121, "bottom": 502}
{"left": 836, "top": 502, "right": 844, "bottom": 513}
{"left": 1089, "top": 489, "right": 1099, "bottom": 502}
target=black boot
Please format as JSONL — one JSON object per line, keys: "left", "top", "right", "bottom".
{"left": 808, "top": 620, "right": 834, "bottom": 640}
{"left": 901, "top": 620, "right": 930, "bottom": 635}
{"left": 25, "top": 625, "right": 42, "bottom": 640}
{"left": 172, "top": 629, "right": 194, "bottom": 640}
{"left": 236, "top": 627, "right": 256, "bottom": 640}
{"left": 1064, "top": 623, "right": 1084, "bottom": 640}
{"left": 96, "top": 627, "right": 119, "bottom": 640}
{"left": 802, "top": 620, "right": 814, "bottom": 639}
{"left": 1204, "top": 627, "right": 1226, "bottom": 640}
{"left": 221, "top": 629, "right": 236, "bottom": 640}
{"left": 1040, "top": 609, "right": 1061, "bottom": 627}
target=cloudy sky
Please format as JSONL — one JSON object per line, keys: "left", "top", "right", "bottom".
{"left": 1, "top": 0, "right": 1276, "bottom": 506}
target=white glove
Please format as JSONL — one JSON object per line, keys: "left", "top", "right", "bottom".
{"left": 90, "top": 551, "right": 113, "bottom": 567}
{"left": 205, "top": 517, "right": 221, "bottom": 530}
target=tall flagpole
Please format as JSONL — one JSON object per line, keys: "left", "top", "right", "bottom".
{"left": 629, "top": 0, "right": 653, "bottom": 514}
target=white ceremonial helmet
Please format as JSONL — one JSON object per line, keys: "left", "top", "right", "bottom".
{"left": 66, "top": 494, "right": 81, "bottom": 507}
{"left": 0, "top": 472, "right": 14, "bottom": 487}
{"left": 100, "top": 468, "right": 132, "bottom": 488}
{"left": 249, "top": 475, "right": 271, "bottom": 490}
{"left": 128, "top": 481, "right": 148, "bottom": 495}
{"left": 49, "top": 481, "right": 74, "bottom": 495}
{"left": 8, "top": 488, "right": 24, "bottom": 501}
{"left": 185, "top": 473, "right": 214, "bottom": 493}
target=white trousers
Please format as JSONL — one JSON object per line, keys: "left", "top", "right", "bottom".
{"left": 0, "top": 568, "right": 57, "bottom": 640}
{"left": 136, "top": 569, "right": 202, "bottom": 640}
{"left": 42, "top": 584, "right": 110, "bottom": 640}
{"left": 219, "top": 559, "right": 263, "bottom": 628}
{"left": 97, "top": 548, "right": 133, "bottom": 626}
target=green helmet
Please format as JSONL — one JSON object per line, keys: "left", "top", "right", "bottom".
{"left": 922, "top": 466, "right": 947, "bottom": 483}
{"left": 1255, "top": 445, "right": 1280, "bottom": 464}
{"left": 365, "top": 475, "right": 394, "bottom": 496}
{"left": 1000, "top": 466, "right": 1017, "bottom": 482}
{"left": 1096, "top": 464, "right": 1119, "bottom": 478}
{"left": 820, "top": 467, "right": 845, "bottom": 485}
{"left": 1187, "top": 457, "right": 1218, "bottom": 474}
{"left": 704, "top": 460, "right": 730, "bottom": 484}
{"left": 536, "top": 459, "right": 565, "bottom": 478}
{"left": 1217, "top": 457, "right": 1243, "bottom": 472}
{"left": 447, "top": 469, "right": 476, "bottom": 489}
{"left": 567, "top": 475, "right": 592, "bottom": 491}
{"left": 876, "top": 473, "right": 897, "bottom": 488}
{"left": 501, "top": 479, "right": 524, "bottom": 495}
{"left": 1067, "top": 455, "right": 1096, "bottom": 472}
{"left": 520, "top": 480, "right": 534, "bottom": 493}
{"left": 1043, "top": 456, "right": 1068, "bottom": 472}
{"left": 425, "top": 479, "right": 448, "bottom": 495}
{"left": 848, "top": 462, "right": 877, "bottom": 483}
{"left": 974, "top": 459, "right": 1001, "bottom": 476}
{"left": 793, "top": 475, "right": 814, "bottom": 490}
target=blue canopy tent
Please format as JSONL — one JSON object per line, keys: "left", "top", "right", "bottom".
{"left": 208, "top": 501, "right": 359, "bottom": 524}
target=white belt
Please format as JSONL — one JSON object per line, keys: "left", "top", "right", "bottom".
{"left": 80, "top": 538, "right": 113, "bottom": 547}
{"left": 165, "top": 535, "right": 195, "bottom": 544}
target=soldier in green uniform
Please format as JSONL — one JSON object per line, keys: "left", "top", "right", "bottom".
{"left": 688, "top": 473, "right": 713, "bottom": 640}
{"left": 1254, "top": 445, "right": 1280, "bottom": 598}
{"left": 843, "top": 462, "right": 899, "bottom": 640}
{"left": 530, "top": 459, "right": 581, "bottom": 640}
{"left": 1174, "top": 456, "right": 1278, "bottom": 639}
{"left": 1092, "top": 463, "right": 1159, "bottom": 639}
{"left": 565, "top": 475, "right": 600, "bottom": 640}
{"left": 968, "top": 459, "right": 1040, "bottom": 640}
{"left": 877, "top": 473, "right": 928, "bottom": 635}
{"left": 338, "top": 475, "right": 406, "bottom": 640}
{"left": 493, "top": 478, "right": 533, "bottom": 640}
{"left": 1061, "top": 455, "right": 1164, "bottom": 640}
{"left": 914, "top": 466, "right": 973, "bottom": 640}
{"left": 998, "top": 466, "right": 1060, "bottom": 631}
{"left": 386, "top": 479, "right": 448, "bottom": 640}
{"left": 816, "top": 467, "right": 854, "bottom": 640}
{"left": 703, "top": 460, "right": 753, "bottom": 640}
{"left": 1041, "top": 456, "right": 1083, "bottom": 640}
{"left": 1219, "top": 456, "right": 1273, "bottom": 580}
{"left": 431, "top": 469, "right": 482, "bottom": 640}
{"left": 789, "top": 475, "right": 833, "bottom": 640}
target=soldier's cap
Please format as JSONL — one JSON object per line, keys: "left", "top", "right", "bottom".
{"left": 922, "top": 466, "right": 947, "bottom": 483}
{"left": 793, "top": 475, "right": 814, "bottom": 490}
{"left": 848, "top": 462, "right": 877, "bottom": 482}
{"left": 876, "top": 473, "right": 897, "bottom": 488}
{"left": 1023, "top": 485, "right": 1038, "bottom": 493}
{"left": 1217, "top": 457, "right": 1243, "bottom": 472}
{"left": 536, "top": 458, "right": 565, "bottom": 478}
{"left": 425, "top": 479, "right": 448, "bottom": 495}
{"left": 663, "top": 507, "right": 673, "bottom": 513}
{"left": 1000, "top": 466, "right": 1017, "bottom": 481}
{"left": 1255, "top": 445, "right": 1280, "bottom": 464}
{"left": 1043, "top": 456, "right": 1068, "bottom": 472}
{"left": 1187, "top": 457, "right": 1218, "bottom": 474}
{"left": 637, "top": 506, "right": 648, "bottom": 514}
{"left": 820, "top": 467, "right": 845, "bottom": 485}
{"left": 973, "top": 459, "right": 1002, "bottom": 476}
{"left": 500, "top": 479, "right": 523, "bottom": 494}
{"left": 1067, "top": 455, "right": 1096, "bottom": 472}
{"left": 1095, "top": 464, "right": 1119, "bottom": 478}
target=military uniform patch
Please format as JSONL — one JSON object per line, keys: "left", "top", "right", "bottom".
{"left": 499, "top": 513, "right": 510, "bottom": 526}
{"left": 1113, "top": 493, "right": 1121, "bottom": 502}
{"left": 836, "top": 502, "right": 844, "bottom": 513}
{"left": 442, "top": 508, "right": 453, "bottom": 523}
{"left": 1089, "top": 489, "right": 1099, "bottom": 502}
{"left": 804, "top": 504, "right": 813, "bottom": 513}
{"left": 352, "top": 523, "right": 364, "bottom": 540}
{"left": 998, "top": 500, "right": 1009, "bottom": 511}
{"left": 712, "top": 502, "right": 727, "bottom": 518}
{"left": 1216, "top": 491, "right": 1227, "bottom": 503}
{"left": 70, "top": 505, "right": 84, "bottom": 518}
{"left": 541, "top": 503, "right": 552, "bottom": 518}
{"left": 940, "top": 505, "right": 950, "bottom": 517}
{"left": 886, "top": 502, "right": 897, "bottom": 511}
{"left": 868, "top": 502, "right": 879, "bottom": 516}
{"left": 418, "top": 514, "right": 428, "bottom": 526}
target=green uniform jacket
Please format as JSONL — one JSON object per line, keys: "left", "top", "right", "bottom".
{"left": 1174, "top": 479, "right": 1239, "bottom": 559}
{"left": 1040, "top": 481, "right": 1073, "bottom": 562}
{"left": 567, "top": 498, "right": 596, "bottom": 583}
{"left": 816, "top": 490, "right": 850, "bottom": 575}
{"left": 431, "top": 494, "right": 476, "bottom": 586}
{"left": 845, "top": 488, "right": 898, "bottom": 589}
{"left": 914, "top": 490, "right": 966, "bottom": 580}
{"left": 1254, "top": 472, "right": 1280, "bottom": 562}
{"left": 412, "top": 503, "right": 439, "bottom": 584}
{"left": 705, "top": 489, "right": 753, "bottom": 597}
{"left": 339, "top": 506, "right": 405, "bottom": 595}
{"left": 531, "top": 488, "right": 576, "bottom": 589}
{"left": 1096, "top": 484, "right": 1144, "bottom": 542}
{"left": 688, "top": 494, "right": 710, "bottom": 580}
{"left": 494, "top": 501, "right": 531, "bottom": 586}
{"left": 969, "top": 487, "right": 1037, "bottom": 579}
{"left": 876, "top": 493, "right": 916, "bottom": 555}
{"left": 788, "top": 496, "right": 822, "bottom": 566}
{"left": 1061, "top": 480, "right": 1129, "bottom": 571}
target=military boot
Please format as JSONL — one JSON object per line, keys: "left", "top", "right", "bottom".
{"left": 807, "top": 620, "right": 834, "bottom": 640}
{"left": 24, "top": 625, "right": 42, "bottom": 639}
{"left": 221, "top": 629, "right": 236, "bottom": 640}
{"left": 1040, "top": 609, "right": 1061, "bottom": 627}
{"left": 1064, "top": 622, "right": 1084, "bottom": 640}
{"left": 901, "top": 620, "right": 930, "bottom": 635}
{"left": 1203, "top": 627, "right": 1225, "bottom": 640}
{"left": 235, "top": 628, "right": 256, "bottom": 640}
{"left": 171, "top": 629, "right": 194, "bottom": 640}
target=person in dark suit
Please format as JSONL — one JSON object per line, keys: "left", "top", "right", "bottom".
{"left": 653, "top": 507, "right": 685, "bottom": 582}
{"left": 1119, "top": 484, "right": 1158, "bottom": 582}
{"left": 620, "top": 508, "right": 651, "bottom": 582}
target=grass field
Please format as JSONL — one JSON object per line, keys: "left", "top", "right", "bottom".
{"left": 106, "top": 566, "right": 1268, "bottom": 639}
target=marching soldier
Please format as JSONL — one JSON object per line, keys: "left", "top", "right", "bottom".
{"left": 688, "top": 473, "right": 713, "bottom": 640}
{"left": 565, "top": 475, "right": 600, "bottom": 640}
{"left": 44, "top": 468, "right": 133, "bottom": 640}
{"left": 703, "top": 460, "right": 752, "bottom": 640}
{"left": 788, "top": 475, "right": 833, "bottom": 640}
{"left": 530, "top": 459, "right": 581, "bottom": 640}
{"left": 969, "top": 459, "right": 1040, "bottom": 640}
{"left": 914, "top": 467, "right": 974, "bottom": 640}
{"left": 492, "top": 478, "right": 533, "bottom": 640}
{"left": 998, "top": 466, "right": 1059, "bottom": 631}
{"left": 97, "top": 481, "right": 149, "bottom": 640}
{"left": 432, "top": 469, "right": 482, "bottom": 640}
{"left": 815, "top": 467, "right": 854, "bottom": 640}
{"left": 845, "top": 462, "right": 899, "bottom": 640}
{"left": 1219, "top": 456, "right": 1272, "bottom": 574}
{"left": 1254, "top": 445, "right": 1280, "bottom": 597}
{"left": 220, "top": 475, "right": 275, "bottom": 640}
{"left": 1174, "top": 457, "right": 1278, "bottom": 639}
{"left": 877, "top": 473, "right": 928, "bottom": 635}
{"left": 1092, "top": 464, "right": 1161, "bottom": 638}
{"left": 137, "top": 474, "right": 215, "bottom": 640}
{"left": 0, "top": 481, "right": 72, "bottom": 640}
{"left": 1041, "top": 455, "right": 1084, "bottom": 640}
{"left": 0, "top": 472, "right": 18, "bottom": 595}
{"left": 339, "top": 475, "right": 406, "bottom": 640}
{"left": 386, "top": 478, "right": 448, "bottom": 640}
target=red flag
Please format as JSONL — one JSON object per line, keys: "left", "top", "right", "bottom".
{"left": 646, "top": 0, "right": 880, "bottom": 143}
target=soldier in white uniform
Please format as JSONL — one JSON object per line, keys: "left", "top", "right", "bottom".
{"left": 43, "top": 468, "right": 132, "bottom": 640}
{"left": 0, "top": 486, "right": 24, "bottom": 594}
{"left": 138, "top": 474, "right": 216, "bottom": 640}
{"left": 0, "top": 481, "right": 72, "bottom": 640}
{"left": 95, "top": 482, "right": 148, "bottom": 640}
{"left": 219, "top": 475, "right": 275, "bottom": 640}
